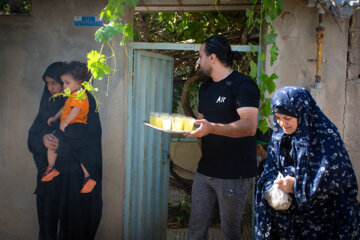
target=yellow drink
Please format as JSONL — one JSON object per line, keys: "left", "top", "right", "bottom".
{"left": 184, "top": 117, "right": 195, "bottom": 131}
{"left": 172, "top": 117, "right": 184, "bottom": 131}
{"left": 155, "top": 115, "right": 163, "bottom": 128}
{"left": 162, "top": 115, "right": 172, "bottom": 130}
{"left": 149, "top": 112, "right": 157, "bottom": 126}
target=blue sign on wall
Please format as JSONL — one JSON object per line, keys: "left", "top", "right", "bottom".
{"left": 74, "top": 16, "right": 103, "bottom": 27}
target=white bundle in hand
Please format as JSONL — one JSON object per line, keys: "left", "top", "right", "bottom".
{"left": 265, "top": 173, "right": 292, "bottom": 210}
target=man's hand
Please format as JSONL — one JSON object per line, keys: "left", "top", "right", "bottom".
{"left": 43, "top": 133, "right": 59, "bottom": 150}
{"left": 274, "top": 176, "right": 296, "bottom": 193}
{"left": 184, "top": 119, "right": 214, "bottom": 138}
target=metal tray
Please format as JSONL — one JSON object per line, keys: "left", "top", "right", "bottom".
{"left": 144, "top": 121, "right": 193, "bottom": 134}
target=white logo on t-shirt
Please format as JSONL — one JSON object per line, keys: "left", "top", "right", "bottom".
{"left": 216, "top": 96, "right": 227, "bottom": 103}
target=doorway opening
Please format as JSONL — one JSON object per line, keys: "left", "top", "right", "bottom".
{"left": 125, "top": 10, "right": 261, "bottom": 240}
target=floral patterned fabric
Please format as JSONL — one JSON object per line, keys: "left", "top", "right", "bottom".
{"left": 255, "top": 86, "right": 360, "bottom": 239}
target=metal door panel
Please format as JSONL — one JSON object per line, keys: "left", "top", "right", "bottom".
{"left": 125, "top": 50, "right": 173, "bottom": 239}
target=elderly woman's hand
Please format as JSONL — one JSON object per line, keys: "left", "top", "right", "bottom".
{"left": 274, "top": 176, "right": 296, "bottom": 193}
{"left": 43, "top": 133, "right": 59, "bottom": 150}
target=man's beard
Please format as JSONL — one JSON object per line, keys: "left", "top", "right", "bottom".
{"left": 199, "top": 66, "right": 211, "bottom": 77}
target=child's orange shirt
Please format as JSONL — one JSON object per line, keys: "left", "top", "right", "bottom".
{"left": 60, "top": 91, "right": 89, "bottom": 125}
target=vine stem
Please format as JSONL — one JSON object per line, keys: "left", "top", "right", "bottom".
{"left": 259, "top": 0, "right": 264, "bottom": 73}
{"left": 106, "top": 41, "right": 117, "bottom": 96}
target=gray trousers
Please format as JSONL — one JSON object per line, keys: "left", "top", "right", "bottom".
{"left": 188, "top": 172, "right": 252, "bottom": 240}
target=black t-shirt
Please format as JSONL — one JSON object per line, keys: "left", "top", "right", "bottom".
{"left": 197, "top": 71, "right": 260, "bottom": 178}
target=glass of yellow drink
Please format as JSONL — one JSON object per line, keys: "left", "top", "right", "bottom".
{"left": 149, "top": 112, "right": 157, "bottom": 126}
{"left": 155, "top": 113, "right": 163, "bottom": 128}
{"left": 184, "top": 117, "right": 195, "bottom": 131}
{"left": 161, "top": 114, "right": 172, "bottom": 130}
{"left": 172, "top": 116, "right": 184, "bottom": 131}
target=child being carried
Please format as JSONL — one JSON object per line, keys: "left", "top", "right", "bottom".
{"left": 42, "top": 61, "right": 96, "bottom": 194}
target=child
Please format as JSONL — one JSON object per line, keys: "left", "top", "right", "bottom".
{"left": 255, "top": 127, "right": 272, "bottom": 178}
{"left": 42, "top": 61, "right": 96, "bottom": 194}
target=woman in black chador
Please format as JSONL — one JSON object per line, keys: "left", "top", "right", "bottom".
{"left": 28, "top": 62, "right": 103, "bottom": 240}
{"left": 28, "top": 62, "right": 66, "bottom": 240}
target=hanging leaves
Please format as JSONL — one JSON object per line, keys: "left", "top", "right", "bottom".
{"left": 86, "top": 0, "right": 138, "bottom": 109}
{"left": 247, "top": 0, "right": 283, "bottom": 133}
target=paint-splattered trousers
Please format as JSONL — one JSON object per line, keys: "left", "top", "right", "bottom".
{"left": 188, "top": 172, "right": 252, "bottom": 240}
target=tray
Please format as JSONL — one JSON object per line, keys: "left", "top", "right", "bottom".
{"left": 144, "top": 121, "right": 193, "bottom": 134}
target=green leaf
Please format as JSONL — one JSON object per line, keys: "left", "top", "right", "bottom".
{"left": 260, "top": 98, "right": 272, "bottom": 117}
{"left": 103, "top": 65, "right": 111, "bottom": 74}
{"left": 120, "top": 23, "right": 134, "bottom": 46}
{"left": 258, "top": 53, "right": 266, "bottom": 62}
{"left": 259, "top": 81, "right": 267, "bottom": 95}
{"left": 248, "top": 43, "right": 256, "bottom": 56}
{"left": 245, "top": 9, "right": 254, "bottom": 28}
{"left": 258, "top": 119, "right": 269, "bottom": 134}
{"left": 94, "top": 25, "right": 113, "bottom": 42}
{"left": 249, "top": 60, "right": 258, "bottom": 79}
{"left": 262, "top": 0, "right": 273, "bottom": 9}
{"left": 258, "top": 73, "right": 267, "bottom": 82}
{"left": 245, "top": 8, "right": 253, "bottom": 18}
{"left": 264, "top": 13, "right": 272, "bottom": 24}
{"left": 270, "top": 44, "right": 279, "bottom": 66}
{"left": 265, "top": 29, "right": 277, "bottom": 45}
{"left": 267, "top": 80, "right": 276, "bottom": 94}
{"left": 125, "top": 0, "right": 138, "bottom": 6}
{"left": 117, "top": 4, "right": 125, "bottom": 16}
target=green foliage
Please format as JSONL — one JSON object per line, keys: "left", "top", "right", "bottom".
{"left": 51, "top": 0, "right": 138, "bottom": 110}
{"left": 249, "top": 60, "right": 258, "bottom": 79}
{"left": 247, "top": 0, "right": 283, "bottom": 132}
{"left": 0, "top": 0, "right": 32, "bottom": 15}
{"left": 87, "top": 50, "right": 110, "bottom": 80}
{"left": 134, "top": 12, "right": 250, "bottom": 44}
{"left": 168, "top": 197, "right": 191, "bottom": 227}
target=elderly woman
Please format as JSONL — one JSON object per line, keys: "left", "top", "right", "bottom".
{"left": 255, "top": 86, "right": 360, "bottom": 239}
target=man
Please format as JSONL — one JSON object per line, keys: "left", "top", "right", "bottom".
{"left": 185, "top": 35, "right": 260, "bottom": 240}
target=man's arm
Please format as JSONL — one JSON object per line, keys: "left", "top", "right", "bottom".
{"left": 186, "top": 107, "right": 258, "bottom": 138}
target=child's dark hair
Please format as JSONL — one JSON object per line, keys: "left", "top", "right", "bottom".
{"left": 203, "top": 35, "right": 241, "bottom": 67}
{"left": 59, "top": 61, "right": 90, "bottom": 83}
